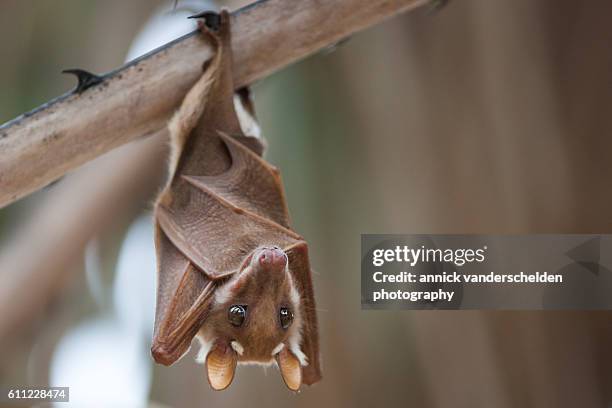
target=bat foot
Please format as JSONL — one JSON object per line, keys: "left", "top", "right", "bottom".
{"left": 188, "top": 10, "right": 221, "bottom": 32}
{"left": 62, "top": 69, "right": 103, "bottom": 93}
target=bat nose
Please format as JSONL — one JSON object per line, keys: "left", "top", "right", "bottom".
{"left": 258, "top": 247, "right": 287, "bottom": 271}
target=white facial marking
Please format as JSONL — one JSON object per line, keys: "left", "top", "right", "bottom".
{"left": 214, "top": 264, "right": 251, "bottom": 306}
{"left": 194, "top": 333, "right": 215, "bottom": 364}
{"left": 286, "top": 272, "right": 300, "bottom": 307}
{"left": 231, "top": 341, "right": 244, "bottom": 356}
{"left": 282, "top": 270, "right": 308, "bottom": 366}
{"left": 289, "top": 342, "right": 308, "bottom": 366}
{"left": 271, "top": 343, "right": 285, "bottom": 356}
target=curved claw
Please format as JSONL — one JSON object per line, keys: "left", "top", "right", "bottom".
{"left": 188, "top": 10, "right": 221, "bottom": 31}
{"left": 62, "top": 69, "right": 103, "bottom": 93}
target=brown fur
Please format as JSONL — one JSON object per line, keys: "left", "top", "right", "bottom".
{"left": 198, "top": 247, "right": 303, "bottom": 363}
{"left": 151, "top": 10, "right": 321, "bottom": 390}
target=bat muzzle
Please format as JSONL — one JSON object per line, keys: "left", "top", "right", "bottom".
{"left": 255, "top": 246, "right": 288, "bottom": 272}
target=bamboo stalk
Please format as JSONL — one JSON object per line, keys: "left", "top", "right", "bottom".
{"left": 0, "top": 0, "right": 428, "bottom": 208}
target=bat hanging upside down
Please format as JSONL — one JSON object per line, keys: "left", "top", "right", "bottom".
{"left": 150, "top": 10, "right": 321, "bottom": 391}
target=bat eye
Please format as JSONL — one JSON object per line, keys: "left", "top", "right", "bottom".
{"left": 228, "top": 305, "right": 247, "bottom": 327}
{"left": 279, "top": 307, "right": 293, "bottom": 330}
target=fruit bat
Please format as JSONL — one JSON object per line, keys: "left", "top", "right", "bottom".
{"left": 151, "top": 10, "right": 321, "bottom": 391}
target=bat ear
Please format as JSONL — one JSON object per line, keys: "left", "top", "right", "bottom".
{"left": 206, "top": 344, "right": 238, "bottom": 390}
{"left": 276, "top": 348, "right": 302, "bottom": 391}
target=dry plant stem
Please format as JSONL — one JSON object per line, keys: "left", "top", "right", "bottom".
{"left": 0, "top": 0, "right": 428, "bottom": 209}
{"left": 0, "top": 133, "right": 167, "bottom": 342}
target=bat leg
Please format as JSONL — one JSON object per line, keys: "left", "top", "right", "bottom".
{"left": 62, "top": 68, "right": 103, "bottom": 93}
{"left": 188, "top": 10, "right": 221, "bottom": 32}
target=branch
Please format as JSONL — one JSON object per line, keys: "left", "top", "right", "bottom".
{"left": 0, "top": 0, "right": 428, "bottom": 209}
{"left": 0, "top": 132, "right": 167, "bottom": 342}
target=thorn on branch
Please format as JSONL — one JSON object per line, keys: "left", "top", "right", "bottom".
{"left": 62, "top": 69, "right": 104, "bottom": 93}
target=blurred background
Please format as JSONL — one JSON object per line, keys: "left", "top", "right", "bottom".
{"left": 1, "top": 0, "right": 612, "bottom": 407}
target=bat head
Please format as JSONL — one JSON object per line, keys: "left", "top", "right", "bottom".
{"left": 196, "top": 246, "right": 307, "bottom": 391}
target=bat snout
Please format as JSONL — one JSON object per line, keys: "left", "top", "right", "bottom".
{"left": 256, "top": 246, "right": 288, "bottom": 271}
